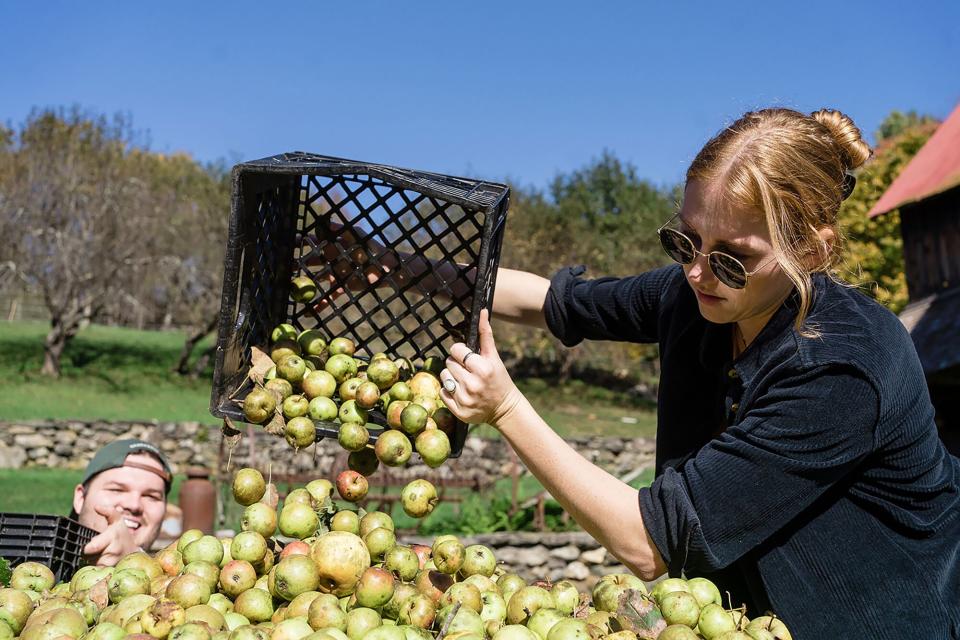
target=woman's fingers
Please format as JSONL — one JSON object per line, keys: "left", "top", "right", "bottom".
{"left": 477, "top": 309, "right": 499, "bottom": 359}
{"left": 448, "top": 342, "right": 474, "bottom": 367}
{"left": 442, "top": 359, "right": 473, "bottom": 395}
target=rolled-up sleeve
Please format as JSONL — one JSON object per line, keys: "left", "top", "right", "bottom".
{"left": 638, "top": 366, "right": 878, "bottom": 575}
{"left": 544, "top": 263, "right": 682, "bottom": 347}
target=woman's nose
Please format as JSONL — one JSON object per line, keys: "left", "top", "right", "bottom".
{"left": 686, "top": 253, "right": 712, "bottom": 283}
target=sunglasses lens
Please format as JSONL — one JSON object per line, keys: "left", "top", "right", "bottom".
{"left": 659, "top": 229, "right": 696, "bottom": 264}
{"left": 710, "top": 253, "right": 748, "bottom": 289}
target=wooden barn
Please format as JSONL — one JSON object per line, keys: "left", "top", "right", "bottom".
{"left": 869, "top": 102, "right": 960, "bottom": 455}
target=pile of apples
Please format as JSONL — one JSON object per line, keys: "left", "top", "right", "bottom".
{"left": 240, "top": 312, "right": 457, "bottom": 519}
{"left": 0, "top": 474, "right": 792, "bottom": 640}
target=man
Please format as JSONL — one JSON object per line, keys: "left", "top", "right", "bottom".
{"left": 71, "top": 439, "right": 172, "bottom": 566}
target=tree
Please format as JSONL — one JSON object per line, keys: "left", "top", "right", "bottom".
{"left": 147, "top": 154, "right": 230, "bottom": 376}
{"left": 0, "top": 107, "right": 233, "bottom": 378}
{"left": 838, "top": 111, "right": 940, "bottom": 313}
{"left": 1, "top": 108, "right": 165, "bottom": 377}
{"left": 496, "top": 151, "right": 675, "bottom": 388}
{"left": 875, "top": 110, "right": 939, "bottom": 142}
{"left": 0, "top": 125, "right": 16, "bottom": 293}
{"left": 549, "top": 150, "right": 676, "bottom": 275}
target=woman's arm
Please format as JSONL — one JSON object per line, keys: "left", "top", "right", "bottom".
{"left": 491, "top": 268, "right": 550, "bottom": 330}
{"left": 497, "top": 393, "right": 667, "bottom": 580}
{"left": 441, "top": 310, "right": 667, "bottom": 580}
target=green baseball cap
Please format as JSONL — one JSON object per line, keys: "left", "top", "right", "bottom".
{"left": 81, "top": 439, "right": 173, "bottom": 494}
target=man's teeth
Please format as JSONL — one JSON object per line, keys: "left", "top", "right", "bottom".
{"left": 123, "top": 518, "right": 141, "bottom": 529}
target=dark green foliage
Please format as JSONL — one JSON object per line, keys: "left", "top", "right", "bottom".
{"left": 0, "top": 557, "right": 10, "bottom": 587}
{"left": 838, "top": 111, "right": 939, "bottom": 312}
{"left": 497, "top": 151, "right": 676, "bottom": 388}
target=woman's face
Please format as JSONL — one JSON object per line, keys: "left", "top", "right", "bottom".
{"left": 677, "top": 179, "right": 795, "bottom": 327}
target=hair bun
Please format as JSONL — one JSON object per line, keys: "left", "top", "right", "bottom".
{"left": 811, "top": 109, "right": 872, "bottom": 170}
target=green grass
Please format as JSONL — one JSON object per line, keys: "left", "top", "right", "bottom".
{"left": 0, "top": 320, "right": 220, "bottom": 424}
{"left": 0, "top": 468, "right": 184, "bottom": 516}
{"left": 0, "top": 320, "right": 657, "bottom": 439}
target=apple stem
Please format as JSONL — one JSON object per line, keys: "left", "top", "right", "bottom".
{"left": 436, "top": 602, "right": 462, "bottom": 640}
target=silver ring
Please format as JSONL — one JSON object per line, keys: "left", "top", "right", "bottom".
{"left": 443, "top": 377, "right": 458, "bottom": 393}
{"left": 463, "top": 351, "right": 477, "bottom": 367}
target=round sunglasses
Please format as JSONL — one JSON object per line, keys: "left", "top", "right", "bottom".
{"left": 657, "top": 218, "right": 774, "bottom": 289}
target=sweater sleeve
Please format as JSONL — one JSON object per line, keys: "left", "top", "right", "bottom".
{"left": 638, "top": 365, "right": 878, "bottom": 575}
{"left": 543, "top": 264, "right": 683, "bottom": 347}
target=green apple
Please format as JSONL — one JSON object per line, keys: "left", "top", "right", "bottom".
{"left": 308, "top": 397, "right": 339, "bottom": 421}
{"left": 297, "top": 330, "right": 327, "bottom": 356}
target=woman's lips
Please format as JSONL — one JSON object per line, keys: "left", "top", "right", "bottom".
{"left": 695, "top": 289, "right": 724, "bottom": 305}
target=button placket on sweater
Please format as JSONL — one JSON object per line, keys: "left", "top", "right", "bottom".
{"left": 725, "top": 367, "right": 743, "bottom": 423}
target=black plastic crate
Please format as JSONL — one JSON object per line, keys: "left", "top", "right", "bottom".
{"left": 210, "top": 152, "right": 510, "bottom": 457}
{"left": 0, "top": 513, "right": 96, "bottom": 582}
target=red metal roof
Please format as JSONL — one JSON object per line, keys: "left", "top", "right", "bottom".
{"left": 869, "top": 102, "right": 960, "bottom": 218}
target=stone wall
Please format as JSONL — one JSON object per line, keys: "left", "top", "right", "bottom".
{"left": 0, "top": 420, "right": 655, "bottom": 487}
{"left": 404, "top": 531, "right": 635, "bottom": 590}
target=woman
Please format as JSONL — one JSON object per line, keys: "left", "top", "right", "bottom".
{"left": 436, "top": 108, "right": 960, "bottom": 639}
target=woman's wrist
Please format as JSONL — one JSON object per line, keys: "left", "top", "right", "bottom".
{"left": 490, "top": 386, "right": 530, "bottom": 432}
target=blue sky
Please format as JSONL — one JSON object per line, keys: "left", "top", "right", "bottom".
{"left": 2, "top": 1, "right": 957, "bottom": 192}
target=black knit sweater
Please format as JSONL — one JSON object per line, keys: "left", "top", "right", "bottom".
{"left": 544, "top": 263, "right": 960, "bottom": 640}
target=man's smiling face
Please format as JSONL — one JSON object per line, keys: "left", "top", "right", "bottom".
{"left": 73, "top": 452, "right": 167, "bottom": 550}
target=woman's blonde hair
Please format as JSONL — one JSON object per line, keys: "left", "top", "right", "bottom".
{"left": 687, "top": 108, "right": 872, "bottom": 336}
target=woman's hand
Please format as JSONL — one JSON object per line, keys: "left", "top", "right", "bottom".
{"left": 440, "top": 309, "right": 525, "bottom": 427}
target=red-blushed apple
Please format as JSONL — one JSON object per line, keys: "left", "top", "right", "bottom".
{"left": 354, "top": 568, "right": 395, "bottom": 609}
{"left": 398, "top": 594, "right": 436, "bottom": 629}
{"left": 279, "top": 541, "right": 311, "bottom": 559}
{"left": 219, "top": 561, "right": 257, "bottom": 599}
{"left": 374, "top": 431, "right": 411, "bottom": 467}
{"left": 336, "top": 471, "right": 369, "bottom": 503}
